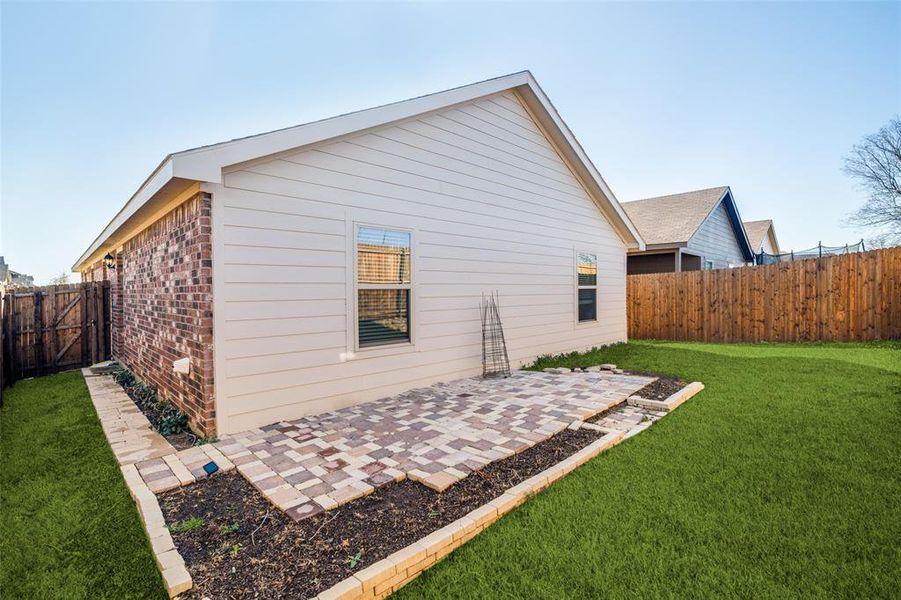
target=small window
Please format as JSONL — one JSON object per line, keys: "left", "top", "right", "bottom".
{"left": 356, "top": 227, "right": 412, "bottom": 348}
{"left": 704, "top": 259, "right": 715, "bottom": 270}
{"left": 577, "top": 252, "right": 597, "bottom": 322}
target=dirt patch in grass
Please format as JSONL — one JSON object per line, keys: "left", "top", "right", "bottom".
{"left": 159, "top": 428, "right": 603, "bottom": 599}
{"left": 632, "top": 376, "right": 686, "bottom": 401}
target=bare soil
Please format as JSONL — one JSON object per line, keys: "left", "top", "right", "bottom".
{"left": 632, "top": 376, "right": 686, "bottom": 401}
{"left": 159, "top": 428, "right": 603, "bottom": 599}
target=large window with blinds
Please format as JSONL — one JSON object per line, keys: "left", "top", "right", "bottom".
{"left": 577, "top": 252, "right": 597, "bottom": 322}
{"left": 356, "top": 226, "right": 412, "bottom": 348}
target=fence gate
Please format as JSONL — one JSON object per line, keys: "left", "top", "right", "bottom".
{"left": 1, "top": 281, "right": 111, "bottom": 386}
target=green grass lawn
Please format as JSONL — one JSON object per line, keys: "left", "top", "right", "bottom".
{"left": 0, "top": 371, "right": 166, "bottom": 599}
{"left": 1, "top": 343, "right": 898, "bottom": 599}
{"left": 397, "top": 341, "right": 901, "bottom": 599}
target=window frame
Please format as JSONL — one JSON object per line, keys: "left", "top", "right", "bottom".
{"left": 352, "top": 223, "right": 415, "bottom": 352}
{"left": 575, "top": 250, "right": 598, "bottom": 325}
{"left": 704, "top": 259, "right": 715, "bottom": 270}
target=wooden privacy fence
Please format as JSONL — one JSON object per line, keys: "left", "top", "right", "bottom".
{"left": 1, "top": 281, "right": 111, "bottom": 386}
{"left": 627, "top": 246, "right": 901, "bottom": 343}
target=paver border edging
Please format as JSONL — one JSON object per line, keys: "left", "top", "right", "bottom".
{"left": 627, "top": 381, "right": 705, "bottom": 412}
{"left": 81, "top": 369, "right": 193, "bottom": 598}
{"left": 315, "top": 430, "right": 626, "bottom": 600}
{"left": 121, "top": 463, "right": 193, "bottom": 597}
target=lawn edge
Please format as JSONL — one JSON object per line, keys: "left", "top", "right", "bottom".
{"left": 81, "top": 369, "right": 193, "bottom": 598}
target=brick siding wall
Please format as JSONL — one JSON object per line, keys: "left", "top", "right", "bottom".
{"left": 82, "top": 262, "right": 108, "bottom": 283}
{"left": 113, "top": 192, "right": 216, "bottom": 435}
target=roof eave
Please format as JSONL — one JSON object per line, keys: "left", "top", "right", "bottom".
{"left": 510, "top": 78, "right": 645, "bottom": 251}
{"left": 72, "top": 156, "right": 177, "bottom": 271}
{"left": 74, "top": 71, "right": 645, "bottom": 269}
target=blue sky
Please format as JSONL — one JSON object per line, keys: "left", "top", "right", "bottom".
{"left": 2, "top": 1, "right": 898, "bottom": 284}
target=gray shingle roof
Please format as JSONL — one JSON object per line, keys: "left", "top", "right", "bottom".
{"left": 620, "top": 186, "right": 729, "bottom": 246}
{"left": 743, "top": 219, "right": 773, "bottom": 251}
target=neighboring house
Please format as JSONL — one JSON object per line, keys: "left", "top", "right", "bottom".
{"left": 743, "top": 219, "right": 781, "bottom": 258}
{"left": 72, "top": 71, "right": 645, "bottom": 436}
{"left": 621, "top": 186, "right": 754, "bottom": 274}
{"left": 0, "top": 256, "right": 35, "bottom": 289}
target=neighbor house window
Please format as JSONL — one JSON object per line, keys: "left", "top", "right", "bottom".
{"left": 356, "top": 226, "right": 412, "bottom": 347}
{"left": 704, "top": 259, "right": 715, "bottom": 270}
{"left": 577, "top": 252, "right": 597, "bottom": 322}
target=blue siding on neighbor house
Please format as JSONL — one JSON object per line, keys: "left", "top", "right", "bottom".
{"left": 686, "top": 201, "right": 749, "bottom": 268}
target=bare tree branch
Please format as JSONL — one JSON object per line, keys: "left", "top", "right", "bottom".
{"left": 843, "top": 117, "right": 901, "bottom": 246}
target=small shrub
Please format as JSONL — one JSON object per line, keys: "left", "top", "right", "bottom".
{"left": 111, "top": 367, "right": 191, "bottom": 437}
{"left": 112, "top": 368, "right": 136, "bottom": 388}
{"left": 157, "top": 403, "right": 189, "bottom": 436}
{"left": 131, "top": 383, "right": 157, "bottom": 410}
{"left": 168, "top": 516, "right": 204, "bottom": 533}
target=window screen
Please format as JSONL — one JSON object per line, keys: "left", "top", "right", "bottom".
{"left": 357, "top": 227, "right": 412, "bottom": 347}
{"left": 577, "top": 252, "right": 597, "bottom": 322}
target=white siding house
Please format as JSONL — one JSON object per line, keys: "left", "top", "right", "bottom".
{"left": 73, "top": 72, "right": 644, "bottom": 435}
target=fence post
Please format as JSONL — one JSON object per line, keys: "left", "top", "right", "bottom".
{"left": 7, "top": 294, "right": 16, "bottom": 385}
{"left": 49, "top": 285, "right": 59, "bottom": 374}
{"left": 818, "top": 242, "right": 822, "bottom": 258}
{"left": 33, "top": 291, "right": 44, "bottom": 377}
{"left": 80, "top": 285, "right": 89, "bottom": 367}
{"left": 1, "top": 294, "right": 5, "bottom": 402}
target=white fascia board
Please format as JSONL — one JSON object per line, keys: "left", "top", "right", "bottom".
{"left": 71, "top": 157, "right": 174, "bottom": 271}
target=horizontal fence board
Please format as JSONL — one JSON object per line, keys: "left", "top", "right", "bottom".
{"left": 627, "top": 247, "right": 901, "bottom": 342}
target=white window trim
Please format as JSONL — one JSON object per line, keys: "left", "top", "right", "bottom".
{"left": 350, "top": 221, "right": 417, "bottom": 355}
{"left": 575, "top": 249, "right": 599, "bottom": 326}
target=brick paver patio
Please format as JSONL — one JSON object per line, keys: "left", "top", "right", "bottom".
{"left": 200, "top": 370, "right": 655, "bottom": 521}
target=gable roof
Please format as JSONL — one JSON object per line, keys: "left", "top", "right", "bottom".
{"left": 73, "top": 71, "right": 644, "bottom": 271}
{"left": 621, "top": 186, "right": 754, "bottom": 260}
{"left": 743, "top": 219, "right": 779, "bottom": 253}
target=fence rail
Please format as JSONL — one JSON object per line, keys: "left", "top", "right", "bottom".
{"left": 1, "top": 281, "right": 111, "bottom": 386}
{"left": 627, "top": 246, "right": 901, "bottom": 343}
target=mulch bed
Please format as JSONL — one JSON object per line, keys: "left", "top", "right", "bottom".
{"left": 132, "top": 400, "right": 197, "bottom": 450}
{"left": 111, "top": 376, "right": 199, "bottom": 450}
{"left": 159, "top": 428, "right": 603, "bottom": 599}
{"left": 631, "top": 376, "right": 686, "bottom": 401}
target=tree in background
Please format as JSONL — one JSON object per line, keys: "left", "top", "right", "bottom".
{"left": 844, "top": 117, "right": 901, "bottom": 247}
{"left": 48, "top": 272, "right": 70, "bottom": 285}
